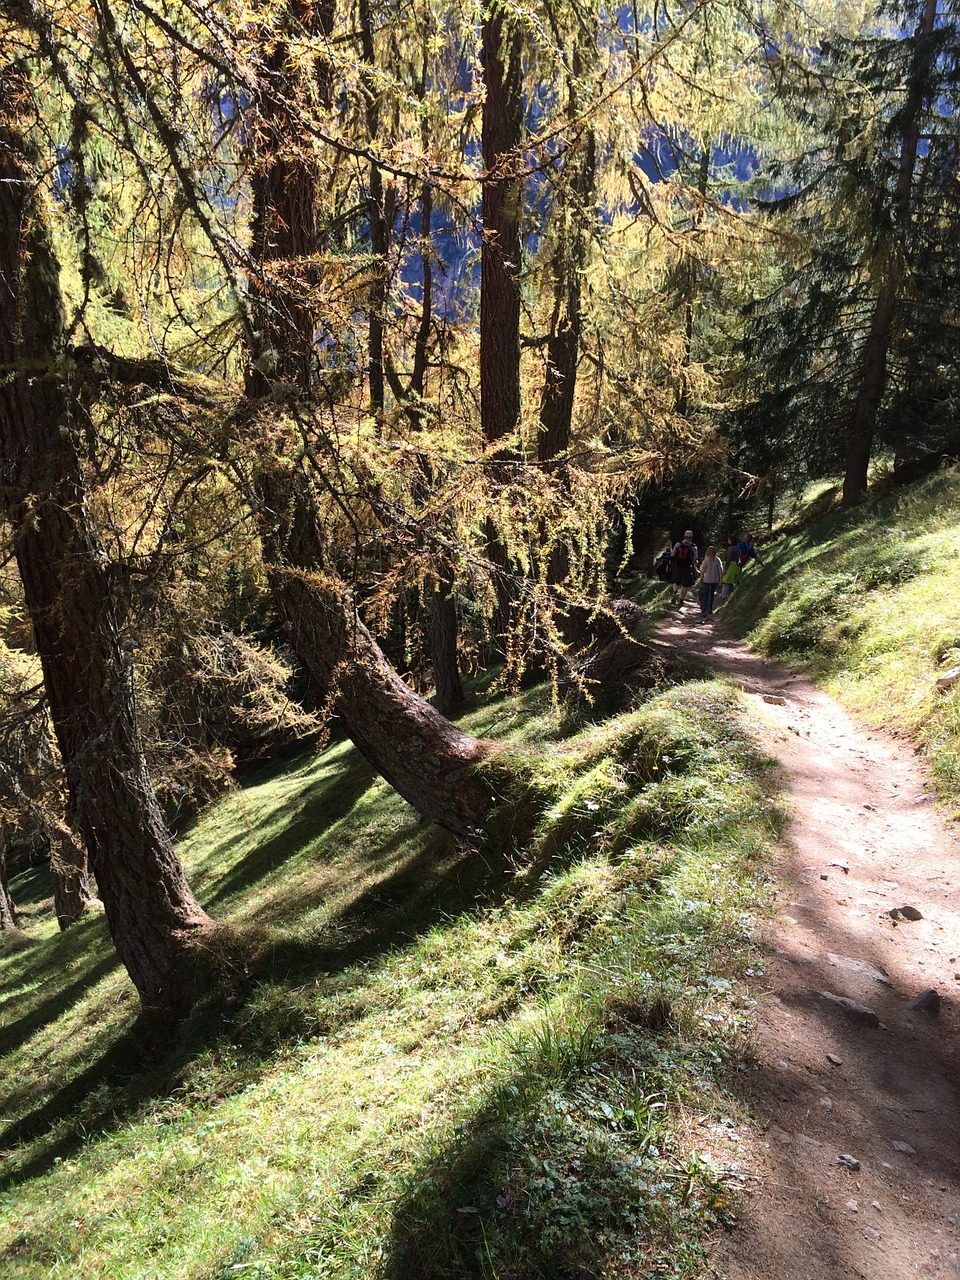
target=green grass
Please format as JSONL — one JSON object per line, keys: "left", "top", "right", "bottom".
{"left": 0, "top": 679, "right": 779, "bottom": 1279}
{"left": 721, "top": 465, "right": 960, "bottom": 798}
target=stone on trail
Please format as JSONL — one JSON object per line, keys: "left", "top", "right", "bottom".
{"left": 908, "top": 988, "right": 941, "bottom": 1015}
{"left": 826, "top": 953, "right": 893, "bottom": 986}
{"left": 827, "top": 1053, "right": 844, "bottom": 1065}
{"left": 892, "top": 1140, "right": 917, "bottom": 1155}
{"left": 889, "top": 904, "right": 924, "bottom": 921}
{"left": 762, "top": 693, "right": 788, "bottom": 705}
{"left": 836, "top": 1153, "right": 861, "bottom": 1170}
{"left": 820, "top": 991, "right": 882, "bottom": 1027}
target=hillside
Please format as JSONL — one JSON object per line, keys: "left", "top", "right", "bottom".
{"left": 3, "top": 469, "right": 960, "bottom": 1279}
{"left": 0, "top": 678, "right": 778, "bottom": 1279}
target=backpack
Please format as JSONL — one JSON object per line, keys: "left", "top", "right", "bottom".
{"left": 674, "top": 542, "right": 693, "bottom": 564}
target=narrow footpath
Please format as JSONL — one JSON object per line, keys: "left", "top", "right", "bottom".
{"left": 656, "top": 604, "right": 960, "bottom": 1280}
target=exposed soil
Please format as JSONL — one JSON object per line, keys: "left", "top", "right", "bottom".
{"left": 656, "top": 601, "right": 960, "bottom": 1280}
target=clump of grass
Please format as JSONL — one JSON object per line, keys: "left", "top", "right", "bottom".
{"left": 0, "top": 677, "right": 777, "bottom": 1280}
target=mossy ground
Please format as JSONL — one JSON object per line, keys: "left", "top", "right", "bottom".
{"left": 0, "top": 678, "right": 779, "bottom": 1280}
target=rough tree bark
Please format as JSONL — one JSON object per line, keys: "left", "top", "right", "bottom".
{"left": 255, "top": 479, "right": 492, "bottom": 837}
{"left": 481, "top": 2, "right": 524, "bottom": 641}
{"left": 0, "top": 827, "right": 16, "bottom": 930}
{"left": 51, "top": 823, "right": 95, "bottom": 929}
{"left": 0, "top": 69, "right": 212, "bottom": 1004}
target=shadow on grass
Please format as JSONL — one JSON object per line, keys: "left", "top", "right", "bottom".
{"left": 6, "top": 861, "right": 54, "bottom": 912}
{"left": 376, "top": 1005, "right": 701, "bottom": 1280}
{"left": 0, "top": 825, "right": 514, "bottom": 1197}
{"left": 0, "top": 950, "right": 119, "bottom": 1060}
{"left": 202, "top": 755, "right": 377, "bottom": 908}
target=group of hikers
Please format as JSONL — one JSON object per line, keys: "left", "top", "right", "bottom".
{"left": 654, "top": 530, "right": 763, "bottom": 623}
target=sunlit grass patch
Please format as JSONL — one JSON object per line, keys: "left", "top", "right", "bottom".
{"left": 0, "top": 677, "right": 777, "bottom": 1280}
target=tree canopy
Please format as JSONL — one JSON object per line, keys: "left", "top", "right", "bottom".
{"left": 1, "top": 0, "right": 959, "bottom": 1003}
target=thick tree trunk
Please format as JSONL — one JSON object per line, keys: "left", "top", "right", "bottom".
{"left": 481, "top": 5, "right": 523, "bottom": 452}
{"left": 255, "top": 472, "right": 492, "bottom": 836}
{"left": 0, "top": 73, "right": 211, "bottom": 1004}
{"left": 50, "top": 824, "right": 96, "bottom": 929}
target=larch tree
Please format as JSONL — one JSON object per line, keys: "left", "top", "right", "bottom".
{"left": 0, "top": 59, "right": 213, "bottom": 1006}
{"left": 238, "top": 0, "right": 497, "bottom": 837}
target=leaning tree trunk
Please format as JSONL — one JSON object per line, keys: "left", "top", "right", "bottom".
{"left": 244, "top": 9, "right": 492, "bottom": 835}
{"left": 0, "top": 70, "right": 211, "bottom": 1005}
{"left": 255, "top": 473, "right": 493, "bottom": 837}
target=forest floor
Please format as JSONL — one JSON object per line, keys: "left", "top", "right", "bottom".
{"left": 656, "top": 598, "right": 960, "bottom": 1280}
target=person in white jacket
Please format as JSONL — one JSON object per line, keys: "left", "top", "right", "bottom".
{"left": 697, "top": 545, "right": 724, "bottom": 622}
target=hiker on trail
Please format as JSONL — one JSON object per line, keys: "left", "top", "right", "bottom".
{"left": 669, "top": 530, "right": 698, "bottom": 607}
{"left": 723, "top": 534, "right": 739, "bottom": 566}
{"left": 654, "top": 544, "right": 673, "bottom": 583}
{"left": 719, "top": 553, "right": 742, "bottom": 603}
{"left": 736, "top": 532, "right": 763, "bottom": 569}
{"left": 697, "top": 545, "right": 724, "bottom": 622}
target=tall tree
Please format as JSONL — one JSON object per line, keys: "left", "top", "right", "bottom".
{"left": 842, "top": 0, "right": 941, "bottom": 504}
{"left": 742, "top": 0, "right": 960, "bottom": 507}
{"left": 481, "top": 0, "right": 524, "bottom": 642}
{"left": 0, "top": 64, "right": 212, "bottom": 1005}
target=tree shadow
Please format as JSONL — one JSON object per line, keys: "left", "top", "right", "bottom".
{"left": 201, "top": 754, "right": 377, "bottom": 908}
{"left": 378, "top": 1005, "right": 697, "bottom": 1280}
{"left": 0, "top": 822, "right": 513, "bottom": 1196}
{"left": 715, "top": 848, "right": 960, "bottom": 1277}
{"left": 0, "top": 950, "right": 119, "bottom": 1060}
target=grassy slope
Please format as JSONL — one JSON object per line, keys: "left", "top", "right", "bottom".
{"left": 0, "top": 678, "right": 780, "bottom": 1280}
{"left": 723, "top": 466, "right": 960, "bottom": 800}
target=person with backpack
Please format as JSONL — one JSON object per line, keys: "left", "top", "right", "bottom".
{"left": 669, "top": 530, "right": 698, "bottom": 607}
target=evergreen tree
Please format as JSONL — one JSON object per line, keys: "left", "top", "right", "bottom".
{"left": 744, "top": 0, "right": 960, "bottom": 505}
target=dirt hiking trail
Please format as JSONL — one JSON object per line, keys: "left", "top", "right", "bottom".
{"left": 656, "top": 604, "right": 960, "bottom": 1280}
